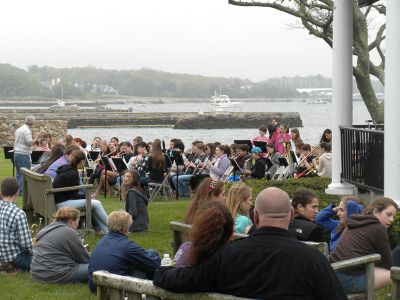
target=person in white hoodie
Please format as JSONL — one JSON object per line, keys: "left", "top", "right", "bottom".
{"left": 313, "top": 142, "right": 332, "bottom": 177}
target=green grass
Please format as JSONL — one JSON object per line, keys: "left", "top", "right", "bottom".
{"left": 0, "top": 150, "right": 390, "bottom": 299}
{"left": 0, "top": 150, "right": 190, "bottom": 299}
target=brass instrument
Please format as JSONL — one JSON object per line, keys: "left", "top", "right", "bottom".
{"left": 30, "top": 217, "right": 43, "bottom": 246}
{"left": 296, "top": 145, "right": 320, "bottom": 167}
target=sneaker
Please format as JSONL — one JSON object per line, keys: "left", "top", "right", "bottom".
{"left": 0, "top": 261, "right": 19, "bottom": 275}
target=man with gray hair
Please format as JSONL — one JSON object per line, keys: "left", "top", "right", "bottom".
{"left": 154, "top": 187, "right": 346, "bottom": 299}
{"left": 14, "top": 116, "right": 38, "bottom": 193}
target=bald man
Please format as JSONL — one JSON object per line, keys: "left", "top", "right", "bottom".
{"left": 154, "top": 187, "right": 346, "bottom": 299}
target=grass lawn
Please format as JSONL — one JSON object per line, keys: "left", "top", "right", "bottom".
{"left": 0, "top": 149, "right": 389, "bottom": 299}
{"left": 0, "top": 150, "right": 190, "bottom": 300}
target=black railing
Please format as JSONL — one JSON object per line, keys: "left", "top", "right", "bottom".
{"left": 340, "top": 126, "right": 384, "bottom": 192}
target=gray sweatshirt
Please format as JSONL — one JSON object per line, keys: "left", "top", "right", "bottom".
{"left": 30, "top": 221, "right": 90, "bottom": 283}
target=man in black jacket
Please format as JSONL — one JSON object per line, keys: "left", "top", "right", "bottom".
{"left": 153, "top": 187, "right": 346, "bottom": 300}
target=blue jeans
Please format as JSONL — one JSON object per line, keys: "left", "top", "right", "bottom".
{"left": 171, "top": 174, "right": 192, "bottom": 197}
{"left": 69, "top": 263, "right": 89, "bottom": 283}
{"left": 56, "top": 199, "right": 109, "bottom": 233}
{"left": 12, "top": 251, "right": 33, "bottom": 271}
{"left": 335, "top": 271, "right": 366, "bottom": 294}
{"left": 14, "top": 153, "right": 31, "bottom": 194}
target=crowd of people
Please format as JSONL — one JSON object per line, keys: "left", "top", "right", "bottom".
{"left": 1, "top": 115, "right": 398, "bottom": 298}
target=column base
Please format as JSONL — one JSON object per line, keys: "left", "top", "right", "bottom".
{"left": 325, "top": 182, "right": 356, "bottom": 196}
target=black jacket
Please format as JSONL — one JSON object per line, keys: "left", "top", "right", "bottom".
{"left": 288, "top": 215, "right": 324, "bottom": 242}
{"left": 53, "top": 164, "right": 83, "bottom": 204}
{"left": 153, "top": 227, "right": 346, "bottom": 300}
{"left": 125, "top": 187, "right": 149, "bottom": 232}
{"left": 250, "top": 157, "right": 266, "bottom": 179}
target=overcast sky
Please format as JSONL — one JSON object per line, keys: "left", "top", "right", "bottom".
{"left": 0, "top": 0, "right": 333, "bottom": 81}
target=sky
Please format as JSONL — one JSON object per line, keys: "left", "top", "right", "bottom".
{"left": 0, "top": 0, "right": 333, "bottom": 81}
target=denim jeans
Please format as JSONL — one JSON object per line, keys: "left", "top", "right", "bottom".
{"left": 12, "top": 251, "right": 33, "bottom": 271}
{"left": 14, "top": 153, "right": 31, "bottom": 194}
{"left": 335, "top": 271, "right": 366, "bottom": 294}
{"left": 69, "top": 263, "right": 89, "bottom": 283}
{"left": 171, "top": 174, "right": 192, "bottom": 197}
{"left": 56, "top": 199, "right": 109, "bottom": 233}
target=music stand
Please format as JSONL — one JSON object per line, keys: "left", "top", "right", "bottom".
{"left": 88, "top": 151, "right": 100, "bottom": 161}
{"left": 111, "top": 157, "right": 128, "bottom": 201}
{"left": 229, "top": 158, "right": 243, "bottom": 182}
{"left": 172, "top": 151, "right": 185, "bottom": 199}
{"left": 233, "top": 140, "right": 253, "bottom": 151}
{"left": 253, "top": 141, "right": 268, "bottom": 153}
{"left": 3, "top": 146, "right": 15, "bottom": 176}
{"left": 31, "top": 151, "right": 46, "bottom": 165}
{"left": 278, "top": 157, "right": 288, "bottom": 167}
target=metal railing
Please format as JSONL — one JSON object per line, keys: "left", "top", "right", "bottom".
{"left": 340, "top": 125, "right": 384, "bottom": 192}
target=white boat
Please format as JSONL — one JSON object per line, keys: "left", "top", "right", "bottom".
{"left": 307, "top": 99, "right": 328, "bottom": 104}
{"left": 49, "top": 100, "right": 66, "bottom": 108}
{"left": 209, "top": 93, "right": 242, "bottom": 112}
{"left": 49, "top": 100, "right": 79, "bottom": 110}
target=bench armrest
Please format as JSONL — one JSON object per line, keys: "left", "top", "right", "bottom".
{"left": 46, "top": 184, "right": 94, "bottom": 194}
{"left": 331, "top": 254, "right": 381, "bottom": 271}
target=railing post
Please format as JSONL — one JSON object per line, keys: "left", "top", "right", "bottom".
{"left": 325, "top": 0, "right": 355, "bottom": 196}
{"left": 384, "top": 0, "right": 400, "bottom": 204}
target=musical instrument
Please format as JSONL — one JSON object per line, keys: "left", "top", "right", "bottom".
{"left": 296, "top": 145, "right": 320, "bottom": 167}
{"left": 30, "top": 217, "right": 43, "bottom": 246}
{"left": 296, "top": 153, "right": 320, "bottom": 178}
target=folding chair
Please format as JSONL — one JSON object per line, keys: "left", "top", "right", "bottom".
{"left": 148, "top": 172, "right": 174, "bottom": 202}
{"left": 271, "top": 166, "right": 286, "bottom": 180}
{"left": 278, "top": 163, "right": 297, "bottom": 180}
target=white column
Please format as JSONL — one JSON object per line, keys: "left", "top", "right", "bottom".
{"left": 384, "top": 0, "right": 400, "bottom": 203}
{"left": 326, "top": 0, "right": 355, "bottom": 195}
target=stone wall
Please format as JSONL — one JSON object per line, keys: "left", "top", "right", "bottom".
{"left": 0, "top": 117, "right": 68, "bottom": 147}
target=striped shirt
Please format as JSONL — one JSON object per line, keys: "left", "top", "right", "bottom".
{"left": 0, "top": 200, "right": 33, "bottom": 262}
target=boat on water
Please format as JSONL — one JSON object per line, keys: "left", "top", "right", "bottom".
{"left": 307, "top": 99, "right": 328, "bottom": 105}
{"left": 209, "top": 92, "right": 242, "bottom": 112}
{"left": 49, "top": 100, "right": 79, "bottom": 110}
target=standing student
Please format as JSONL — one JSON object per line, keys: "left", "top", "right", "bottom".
{"left": 13, "top": 116, "right": 39, "bottom": 193}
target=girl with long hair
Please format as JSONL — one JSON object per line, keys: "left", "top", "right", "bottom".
{"left": 290, "top": 128, "right": 303, "bottom": 144}
{"left": 174, "top": 201, "right": 234, "bottom": 267}
{"left": 320, "top": 128, "right": 332, "bottom": 145}
{"left": 123, "top": 169, "right": 149, "bottom": 232}
{"left": 206, "top": 145, "right": 231, "bottom": 180}
{"left": 225, "top": 183, "right": 253, "bottom": 234}
{"left": 331, "top": 198, "right": 398, "bottom": 294}
{"left": 35, "top": 143, "right": 65, "bottom": 174}
{"left": 184, "top": 178, "right": 226, "bottom": 224}
{"left": 316, "top": 196, "right": 364, "bottom": 252}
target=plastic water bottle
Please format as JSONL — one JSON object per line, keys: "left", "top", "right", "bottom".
{"left": 161, "top": 253, "right": 172, "bottom": 267}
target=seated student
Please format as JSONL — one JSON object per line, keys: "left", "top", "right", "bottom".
{"left": 330, "top": 198, "right": 398, "bottom": 294}
{"left": 295, "top": 143, "right": 316, "bottom": 178}
{"left": 271, "top": 125, "right": 292, "bottom": 155}
{"left": 127, "top": 141, "right": 148, "bottom": 169}
{"left": 288, "top": 189, "right": 323, "bottom": 242}
{"left": 291, "top": 128, "right": 303, "bottom": 145}
{"left": 122, "top": 170, "right": 149, "bottom": 232}
{"left": 313, "top": 142, "right": 332, "bottom": 178}
{"left": 30, "top": 207, "right": 90, "bottom": 283}
{"left": 0, "top": 178, "right": 33, "bottom": 272}
{"left": 141, "top": 139, "right": 167, "bottom": 185}
{"left": 45, "top": 144, "right": 80, "bottom": 179}
{"left": 234, "top": 144, "right": 250, "bottom": 169}
{"left": 316, "top": 196, "right": 364, "bottom": 252}
{"left": 88, "top": 140, "right": 109, "bottom": 185}
{"left": 174, "top": 201, "right": 234, "bottom": 268}
{"left": 205, "top": 145, "right": 231, "bottom": 180}
{"left": 225, "top": 183, "right": 253, "bottom": 234}
{"left": 154, "top": 187, "right": 346, "bottom": 300}
{"left": 184, "top": 178, "right": 226, "bottom": 224}
{"left": 242, "top": 147, "right": 266, "bottom": 179}
{"left": 35, "top": 143, "right": 65, "bottom": 174}
{"left": 88, "top": 137, "right": 101, "bottom": 152}
{"left": 88, "top": 210, "right": 160, "bottom": 294}
{"left": 53, "top": 150, "right": 109, "bottom": 234}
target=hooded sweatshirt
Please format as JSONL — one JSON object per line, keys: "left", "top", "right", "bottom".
{"left": 315, "top": 201, "right": 364, "bottom": 252}
{"left": 125, "top": 187, "right": 149, "bottom": 232}
{"left": 315, "top": 152, "right": 332, "bottom": 177}
{"left": 52, "top": 164, "right": 84, "bottom": 203}
{"left": 330, "top": 214, "right": 392, "bottom": 275}
{"left": 30, "top": 221, "right": 90, "bottom": 283}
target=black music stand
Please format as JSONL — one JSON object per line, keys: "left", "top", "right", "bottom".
{"left": 234, "top": 140, "right": 253, "bottom": 151}
{"left": 172, "top": 151, "right": 185, "bottom": 199}
{"left": 278, "top": 157, "right": 288, "bottom": 167}
{"left": 88, "top": 151, "right": 100, "bottom": 161}
{"left": 31, "top": 151, "right": 46, "bottom": 165}
{"left": 253, "top": 141, "right": 268, "bottom": 153}
{"left": 229, "top": 158, "right": 243, "bottom": 182}
{"left": 3, "top": 146, "right": 15, "bottom": 176}
{"left": 111, "top": 157, "right": 128, "bottom": 201}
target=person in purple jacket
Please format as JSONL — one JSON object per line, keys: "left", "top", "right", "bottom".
{"left": 45, "top": 144, "right": 80, "bottom": 179}
{"left": 206, "top": 145, "right": 231, "bottom": 180}
{"left": 315, "top": 196, "right": 364, "bottom": 252}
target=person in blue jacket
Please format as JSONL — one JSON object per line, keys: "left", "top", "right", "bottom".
{"left": 316, "top": 196, "right": 364, "bottom": 252}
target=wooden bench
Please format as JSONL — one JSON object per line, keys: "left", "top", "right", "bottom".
{"left": 169, "top": 221, "right": 380, "bottom": 300}
{"left": 390, "top": 267, "right": 400, "bottom": 300}
{"left": 20, "top": 167, "right": 93, "bottom": 231}
{"left": 93, "top": 271, "right": 250, "bottom": 300}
